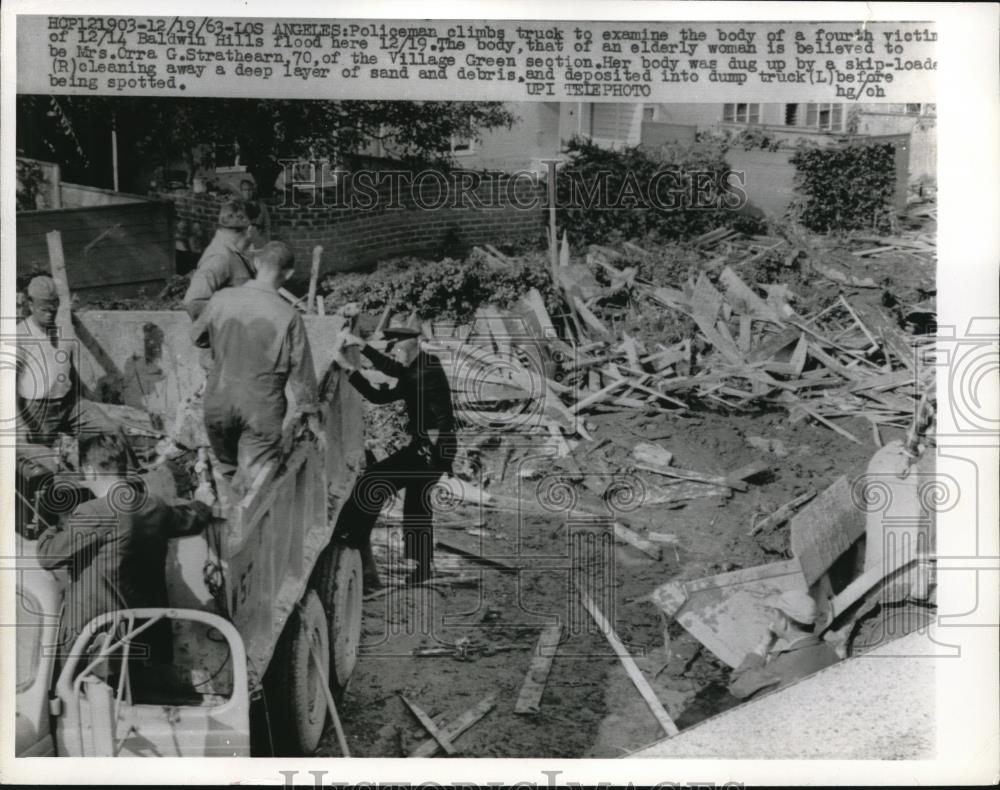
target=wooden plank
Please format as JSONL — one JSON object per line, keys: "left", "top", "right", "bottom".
{"left": 435, "top": 539, "right": 517, "bottom": 573}
{"left": 635, "top": 462, "right": 743, "bottom": 492}
{"left": 746, "top": 327, "right": 801, "bottom": 365}
{"left": 749, "top": 491, "right": 817, "bottom": 536}
{"left": 569, "top": 377, "right": 630, "bottom": 414}
{"left": 514, "top": 624, "right": 563, "bottom": 715}
{"left": 645, "top": 479, "right": 731, "bottom": 504}
{"left": 738, "top": 315, "right": 753, "bottom": 353}
{"left": 789, "top": 476, "right": 866, "bottom": 586}
{"left": 401, "top": 696, "right": 457, "bottom": 755}
{"left": 518, "top": 287, "right": 557, "bottom": 339}
{"left": 573, "top": 296, "right": 611, "bottom": 338}
{"left": 307, "top": 245, "right": 323, "bottom": 315}
{"left": 612, "top": 522, "right": 663, "bottom": 560}
{"left": 576, "top": 584, "right": 679, "bottom": 737}
{"left": 719, "top": 266, "right": 783, "bottom": 323}
{"left": 408, "top": 695, "right": 497, "bottom": 757}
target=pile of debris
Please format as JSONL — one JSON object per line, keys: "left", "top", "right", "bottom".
{"left": 416, "top": 223, "right": 935, "bottom": 454}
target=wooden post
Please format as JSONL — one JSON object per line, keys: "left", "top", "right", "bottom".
{"left": 45, "top": 230, "right": 77, "bottom": 347}
{"left": 307, "top": 245, "right": 323, "bottom": 315}
{"left": 547, "top": 167, "right": 559, "bottom": 284}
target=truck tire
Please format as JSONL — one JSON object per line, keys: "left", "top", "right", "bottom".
{"left": 265, "top": 590, "right": 330, "bottom": 756}
{"left": 311, "top": 543, "right": 363, "bottom": 697}
{"left": 847, "top": 600, "right": 935, "bottom": 657}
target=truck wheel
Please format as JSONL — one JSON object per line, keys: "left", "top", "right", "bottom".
{"left": 311, "top": 543, "right": 363, "bottom": 697}
{"left": 265, "top": 590, "right": 330, "bottom": 756}
{"left": 847, "top": 601, "right": 935, "bottom": 657}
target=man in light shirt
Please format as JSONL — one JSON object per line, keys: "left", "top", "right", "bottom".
{"left": 16, "top": 276, "right": 126, "bottom": 449}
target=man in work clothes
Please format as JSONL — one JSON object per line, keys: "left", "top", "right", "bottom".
{"left": 333, "top": 322, "right": 456, "bottom": 584}
{"left": 38, "top": 433, "right": 216, "bottom": 663}
{"left": 16, "top": 276, "right": 134, "bottom": 455}
{"left": 728, "top": 590, "right": 841, "bottom": 700}
{"left": 182, "top": 200, "right": 255, "bottom": 321}
{"left": 192, "top": 242, "right": 320, "bottom": 487}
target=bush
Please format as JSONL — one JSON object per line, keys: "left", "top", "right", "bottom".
{"left": 790, "top": 141, "right": 897, "bottom": 233}
{"left": 323, "top": 254, "right": 560, "bottom": 323}
{"left": 555, "top": 136, "right": 735, "bottom": 247}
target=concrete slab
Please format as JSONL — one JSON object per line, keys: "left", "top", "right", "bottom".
{"left": 627, "top": 632, "right": 935, "bottom": 759}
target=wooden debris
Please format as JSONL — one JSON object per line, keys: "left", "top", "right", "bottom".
{"left": 612, "top": 522, "right": 663, "bottom": 560}
{"left": 514, "top": 624, "right": 563, "bottom": 714}
{"left": 749, "top": 491, "right": 818, "bottom": 536}
{"left": 635, "top": 462, "right": 742, "bottom": 492}
{"left": 408, "top": 695, "right": 497, "bottom": 757}
{"left": 723, "top": 460, "right": 771, "bottom": 488}
{"left": 401, "top": 695, "right": 457, "bottom": 755}
{"left": 633, "top": 442, "right": 674, "bottom": 468}
{"left": 576, "top": 584, "right": 679, "bottom": 737}
{"left": 435, "top": 539, "right": 517, "bottom": 573}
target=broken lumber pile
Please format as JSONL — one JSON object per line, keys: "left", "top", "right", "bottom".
{"left": 358, "top": 217, "right": 934, "bottom": 528}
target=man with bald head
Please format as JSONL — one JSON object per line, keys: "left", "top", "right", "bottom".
{"left": 192, "top": 242, "right": 319, "bottom": 487}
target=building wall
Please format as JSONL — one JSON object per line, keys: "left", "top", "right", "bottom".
{"left": 855, "top": 108, "right": 936, "bottom": 181}
{"left": 163, "top": 172, "right": 546, "bottom": 277}
{"left": 59, "top": 183, "right": 146, "bottom": 209}
{"left": 452, "top": 101, "right": 563, "bottom": 173}
{"left": 17, "top": 200, "right": 175, "bottom": 295}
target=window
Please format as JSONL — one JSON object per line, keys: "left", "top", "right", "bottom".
{"left": 906, "top": 103, "right": 936, "bottom": 116}
{"left": 723, "top": 103, "right": 761, "bottom": 124}
{"left": 642, "top": 106, "right": 657, "bottom": 122}
{"left": 804, "top": 103, "right": 844, "bottom": 132}
{"left": 784, "top": 104, "right": 799, "bottom": 126}
{"left": 450, "top": 136, "right": 475, "bottom": 155}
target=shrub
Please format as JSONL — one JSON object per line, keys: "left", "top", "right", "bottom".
{"left": 790, "top": 141, "right": 897, "bottom": 233}
{"left": 555, "top": 136, "right": 735, "bottom": 247}
{"left": 323, "top": 255, "right": 560, "bottom": 323}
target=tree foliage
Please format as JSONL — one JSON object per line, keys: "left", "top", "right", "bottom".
{"left": 555, "top": 136, "right": 736, "bottom": 247}
{"left": 790, "top": 141, "right": 897, "bottom": 233}
{"left": 16, "top": 96, "right": 516, "bottom": 192}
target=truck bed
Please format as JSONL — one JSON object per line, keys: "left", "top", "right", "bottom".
{"left": 72, "top": 309, "right": 365, "bottom": 677}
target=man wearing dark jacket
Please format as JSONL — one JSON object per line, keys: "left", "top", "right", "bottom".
{"left": 333, "top": 323, "right": 456, "bottom": 584}
{"left": 38, "top": 433, "right": 215, "bottom": 662}
{"left": 728, "top": 590, "right": 841, "bottom": 700}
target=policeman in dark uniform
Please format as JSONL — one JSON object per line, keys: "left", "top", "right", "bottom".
{"left": 333, "top": 321, "right": 456, "bottom": 584}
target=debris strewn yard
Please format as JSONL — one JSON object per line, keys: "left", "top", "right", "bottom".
{"left": 312, "top": 199, "right": 937, "bottom": 757}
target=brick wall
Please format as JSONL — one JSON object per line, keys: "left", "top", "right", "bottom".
{"left": 159, "top": 167, "right": 546, "bottom": 278}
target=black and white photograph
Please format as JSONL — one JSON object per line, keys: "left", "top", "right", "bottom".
{"left": 1, "top": 3, "right": 997, "bottom": 786}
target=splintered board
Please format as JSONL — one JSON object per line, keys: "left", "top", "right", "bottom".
{"left": 649, "top": 558, "right": 808, "bottom": 668}
{"left": 790, "top": 476, "right": 866, "bottom": 586}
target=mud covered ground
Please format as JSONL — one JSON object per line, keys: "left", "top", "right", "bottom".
{"left": 323, "top": 406, "right": 891, "bottom": 758}
{"left": 320, "top": 246, "right": 932, "bottom": 758}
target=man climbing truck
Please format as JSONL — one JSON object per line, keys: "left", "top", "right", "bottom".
{"left": 14, "top": 307, "right": 366, "bottom": 757}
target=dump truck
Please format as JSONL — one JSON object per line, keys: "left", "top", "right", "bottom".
{"left": 14, "top": 309, "right": 366, "bottom": 757}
